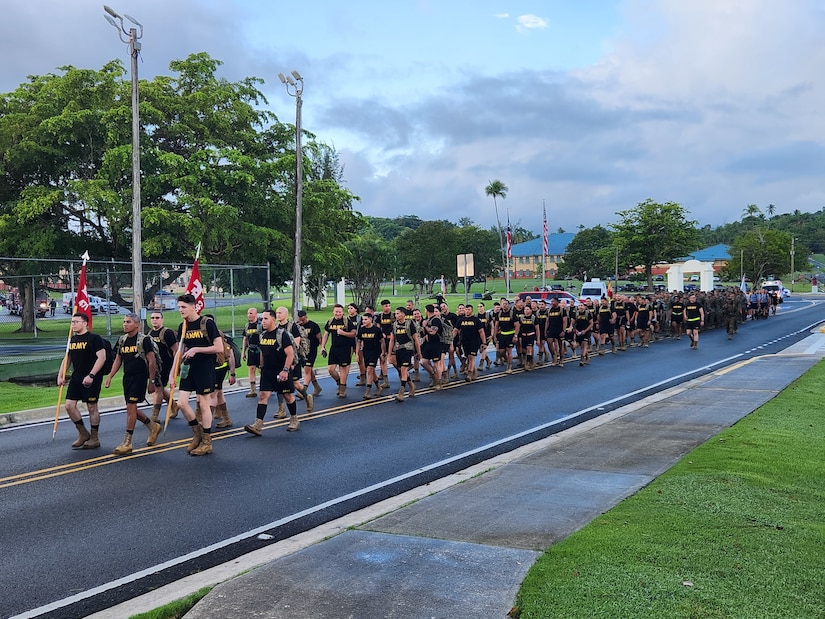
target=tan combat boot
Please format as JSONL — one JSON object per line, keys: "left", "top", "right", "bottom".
{"left": 312, "top": 379, "right": 322, "bottom": 396}
{"left": 396, "top": 384, "right": 405, "bottom": 402}
{"left": 150, "top": 406, "right": 161, "bottom": 423}
{"left": 305, "top": 393, "right": 314, "bottom": 412}
{"left": 244, "top": 418, "right": 263, "bottom": 436}
{"left": 72, "top": 424, "right": 91, "bottom": 450}
{"left": 355, "top": 374, "right": 366, "bottom": 387}
{"left": 287, "top": 414, "right": 300, "bottom": 432}
{"left": 338, "top": 383, "right": 347, "bottom": 398}
{"left": 274, "top": 402, "right": 286, "bottom": 419}
{"left": 407, "top": 380, "right": 416, "bottom": 398}
{"left": 113, "top": 432, "right": 133, "bottom": 455}
{"left": 147, "top": 420, "right": 162, "bottom": 446}
{"left": 82, "top": 427, "right": 100, "bottom": 449}
{"left": 215, "top": 404, "right": 233, "bottom": 428}
{"left": 246, "top": 382, "right": 257, "bottom": 398}
{"left": 187, "top": 424, "right": 203, "bottom": 453}
{"left": 363, "top": 385, "right": 373, "bottom": 400}
{"left": 190, "top": 432, "right": 212, "bottom": 456}
{"left": 169, "top": 400, "right": 179, "bottom": 419}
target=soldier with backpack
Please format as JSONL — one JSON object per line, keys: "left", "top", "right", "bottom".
{"left": 271, "top": 307, "right": 313, "bottom": 423}
{"left": 170, "top": 294, "right": 224, "bottom": 456}
{"left": 104, "top": 313, "right": 163, "bottom": 455}
{"left": 244, "top": 308, "right": 298, "bottom": 436}
{"left": 203, "top": 314, "right": 238, "bottom": 428}
{"left": 57, "top": 313, "right": 108, "bottom": 450}
{"left": 148, "top": 311, "right": 179, "bottom": 422}
{"left": 387, "top": 307, "right": 422, "bottom": 402}
{"left": 242, "top": 307, "right": 262, "bottom": 398}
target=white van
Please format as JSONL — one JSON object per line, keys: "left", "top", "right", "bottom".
{"left": 579, "top": 279, "right": 608, "bottom": 302}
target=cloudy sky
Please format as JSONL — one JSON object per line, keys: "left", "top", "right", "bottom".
{"left": 2, "top": 0, "right": 824, "bottom": 235}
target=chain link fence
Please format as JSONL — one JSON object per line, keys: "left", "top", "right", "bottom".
{"left": 0, "top": 258, "right": 270, "bottom": 380}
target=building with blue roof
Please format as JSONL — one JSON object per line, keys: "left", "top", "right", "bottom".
{"left": 508, "top": 233, "right": 575, "bottom": 279}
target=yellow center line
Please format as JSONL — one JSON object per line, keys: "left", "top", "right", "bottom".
{"left": 1, "top": 371, "right": 509, "bottom": 490}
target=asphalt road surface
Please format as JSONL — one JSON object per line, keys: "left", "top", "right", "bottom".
{"left": 2, "top": 297, "right": 824, "bottom": 619}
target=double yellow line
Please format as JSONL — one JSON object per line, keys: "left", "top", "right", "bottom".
{"left": 0, "top": 370, "right": 507, "bottom": 490}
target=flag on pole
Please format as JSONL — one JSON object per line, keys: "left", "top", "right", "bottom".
{"left": 74, "top": 251, "right": 92, "bottom": 329}
{"left": 740, "top": 275, "right": 748, "bottom": 293}
{"left": 607, "top": 280, "right": 613, "bottom": 298}
{"left": 186, "top": 244, "right": 205, "bottom": 314}
{"left": 542, "top": 202, "right": 549, "bottom": 258}
{"left": 506, "top": 217, "right": 512, "bottom": 260}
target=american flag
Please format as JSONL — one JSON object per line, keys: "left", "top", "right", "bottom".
{"left": 506, "top": 218, "right": 512, "bottom": 260}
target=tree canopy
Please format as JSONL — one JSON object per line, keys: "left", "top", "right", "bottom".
{"left": 612, "top": 199, "right": 699, "bottom": 287}
{"left": 0, "top": 53, "right": 359, "bottom": 326}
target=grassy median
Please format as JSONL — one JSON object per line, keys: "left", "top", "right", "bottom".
{"left": 512, "top": 361, "right": 825, "bottom": 618}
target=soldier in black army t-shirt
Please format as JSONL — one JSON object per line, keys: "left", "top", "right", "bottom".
{"left": 57, "top": 313, "right": 107, "bottom": 450}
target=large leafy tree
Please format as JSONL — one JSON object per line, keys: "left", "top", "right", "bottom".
{"left": 728, "top": 227, "right": 795, "bottom": 284}
{"left": 612, "top": 199, "right": 699, "bottom": 289}
{"left": 558, "top": 225, "right": 615, "bottom": 280}
{"left": 0, "top": 54, "right": 359, "bottom": 325}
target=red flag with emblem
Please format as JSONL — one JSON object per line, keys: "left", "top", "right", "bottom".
{"left": 186, "top": 258, "right": 205, "bottom": 315}
{"left": 74, "top": 258, "right": 92, "bottom": 329}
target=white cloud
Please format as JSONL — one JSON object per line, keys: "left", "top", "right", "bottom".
{"left": 516, "top": 14, "right": 549, "bottom": 31}
{"left": 493, "top": 13, "right": 509, "bottom": 19}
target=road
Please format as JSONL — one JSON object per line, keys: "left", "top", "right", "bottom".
{"left": 2, "top": 298, "right": 824, "bottom": 619}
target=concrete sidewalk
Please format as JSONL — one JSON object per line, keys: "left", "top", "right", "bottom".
{"left": 81, "top": 333, "right": 822, "bottom": 618}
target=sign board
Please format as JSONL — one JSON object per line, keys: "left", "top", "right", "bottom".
{"left": 457, "top": 254, "right": 475, "bottom": 278}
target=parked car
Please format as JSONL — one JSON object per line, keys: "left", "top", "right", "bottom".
{"left": 515, "top": 290, "right": 577, "bottom": 304}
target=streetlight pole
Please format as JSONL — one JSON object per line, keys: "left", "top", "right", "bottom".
{"left": 104, "top": 5, "right": 144, "bottom": 317}
{"left": 279, "top": 70, "right": 304, "bottom": 318}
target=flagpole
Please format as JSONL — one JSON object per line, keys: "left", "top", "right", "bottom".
{"left": 163, "top": 243, "right": 201, "bottom": 433}
{"left": 542, "top": 199, "right": 547, "bottom": 290}
{"left": 52, "top": 252, "right": 89, "bottom": 441}
{"left": 506, "top": 210, "right": 512, "bottom": 295}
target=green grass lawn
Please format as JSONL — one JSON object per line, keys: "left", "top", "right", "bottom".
{"left": 513, "top": 361, "right": 825, "bottom": 619}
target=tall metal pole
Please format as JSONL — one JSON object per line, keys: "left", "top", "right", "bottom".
{"left": 104, "top": 6, "right": 143, "bottom": 317}
{"left": 129, "top": 26, "right": 142, "bottom": 317}
{"left": 279, "top": 71, "right": 304, "bottom": 318}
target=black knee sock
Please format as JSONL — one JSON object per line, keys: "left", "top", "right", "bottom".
{"left": 188, "top": 419, "right": 198, "bottom": 428}
{"left": 287, "top": 400, "right": 297, "bottom": 415}
{"left": 126, "top": 429, "right": 134, "bottom": 435}
{"left": 256, "top": 403, "right": 267, "bottom": 420}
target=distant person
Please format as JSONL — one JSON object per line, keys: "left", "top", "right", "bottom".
{"left": 57, "top": 313, "right": 107, "bottom": 450}
{"left": 49, "top": 299, "right": 56, "bottom": 316}
{"left": 104, "top": 313, "right": 162, "bottom": 455}
{"left": 242, "top": 307, "right": 262, "bottom": 397}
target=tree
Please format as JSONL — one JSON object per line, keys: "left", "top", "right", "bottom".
{"left": 484, "top": 180, "right": 508, "bottom": 270}
{"left": 395, "top": 220, "right": 458, "bottom": 292}
{"left": 612, "top": 199, "right": 699, "bottom": 289}
{"left": 729, "top": 227, "right": 795, "bottom": 284}
{"left": 557, "top": 226, "right": 614, "bottom": 280}
{"left": 0, "top": 54, "right": 360, "bottom": 324}
{"left": 342, "top": 232, "right": 393, "bottom": 309}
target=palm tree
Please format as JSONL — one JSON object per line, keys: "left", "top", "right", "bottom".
{"left": 742, "top": 204, "right": 762, "bottom": 221}
{"left": 485, "top": 180, "right": 508, "bottom": 289}
{"left": 766, "top": 204, "right": 776, "bottom": 218}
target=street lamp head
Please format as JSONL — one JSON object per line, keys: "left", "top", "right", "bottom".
{"left": 104, "top": 14, "right": 118, "bottom": 28}
{"left": 291, "top": 70, "right": 303, "bottom": 81}
{"left": 123, "top": 13, "right": 143, "bottom": 27}
{"left": 104, "top": 5, "right": 120, "bottom": 18}
{"left": 278, "top": 72, "right": 287, "bottom": 84}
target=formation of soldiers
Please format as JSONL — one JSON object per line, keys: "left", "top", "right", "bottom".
{"left": 58, "top": 286, "right": 783, "bottom": 454}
